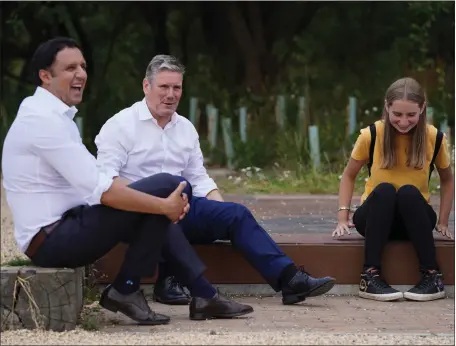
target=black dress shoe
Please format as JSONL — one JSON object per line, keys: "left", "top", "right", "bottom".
{"left": 99, "top": 285, "right": 170, "bottom": 325}
{"left": 189, "top": 293, "right": 254, "bottom": 320}
{"left": 153, "top": 276, "right": 190, "bottom": 305}
{"left": 281, "top": 267, "right": 336, "bottom": 305}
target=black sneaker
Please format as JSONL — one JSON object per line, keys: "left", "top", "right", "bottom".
{"left": 359, "top": 270, "right": 403, "bottom": 301}
{"left": 403, "top": 271, "right": 445, "bottom": 302}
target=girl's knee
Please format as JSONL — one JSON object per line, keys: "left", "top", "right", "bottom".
{"left": 397, "top": 184, "right": 421, "bottom": 199}
{"left": 372, "top": 183, "right": 396, "bottom": 200}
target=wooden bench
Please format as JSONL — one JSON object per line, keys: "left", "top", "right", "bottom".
{"left": 94, "top": 233, "right": 454, "bottom": 286}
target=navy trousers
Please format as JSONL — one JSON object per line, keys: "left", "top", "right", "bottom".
{"left": 161, "top": 190, "right": 294, "bottom": 291}
{"left": 30, "top": 173, "right": 206, "bottom": 287}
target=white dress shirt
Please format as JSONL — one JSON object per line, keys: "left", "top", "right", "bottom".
{"left": 95, "top": 99, "right": 218, "bottom": 197}
{"left": 1, "top": 87, "right": 113, "bottom": 253}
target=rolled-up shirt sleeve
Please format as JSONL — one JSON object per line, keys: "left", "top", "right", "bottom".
{"left": 31, "top": 116, "right": 113, "bottom": 205}
{"left": 95, "top": 117, "right": 129, "bottom": 179}
{"left": 182, "top": 136, "right": 218, "bottom": 197}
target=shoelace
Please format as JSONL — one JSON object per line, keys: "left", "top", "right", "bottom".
{"left": 370, "top": 274, "right": 391, "bottom": 289}
{"left": 414, "top": 273, "right": 436, "bottom": 290}
{"left": 169, "top": 276, "right": 189, "bottom": 296}
{"left": 298, "top": 265, "right": 311, "bottom": 276}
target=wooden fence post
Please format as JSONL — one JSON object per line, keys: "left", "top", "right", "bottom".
{"left": 297, "top": 96, "right": 306, "bottom": 138}
{"left": 308, "top": 125, "right": 321, "bottom": 169}
{"left": 239, "top": 107, "right": 247, "bottom": 143}
{"left": 207, "top": 105, "right": 218, "bottom": 149}
{"left": 75, "top": 117, "right": 84, "bottom": 138}
{"left": 275, "top": 95, "right": 286, "bottom": 129}
{"left": 189, "top": 97, "right": 199, "bottom": 129}
{"left": 347, "top": 96, "right": 357, "bottom": 136}
{"left": 222, "top": 117, "right": 235, "bottom": 169}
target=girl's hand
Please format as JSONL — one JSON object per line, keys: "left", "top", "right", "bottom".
{"left": 436, "top": 223, "right": 453, "bottom": 240}
{"left": 332, "top": 221, "right": 355, "bottom": 238}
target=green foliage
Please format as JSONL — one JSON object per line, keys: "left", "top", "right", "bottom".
{"left": 232, "top": 134, "right": 278, "bottom": 170}
{"left": 1, "top": 1, "right": 454, "bottom": 165}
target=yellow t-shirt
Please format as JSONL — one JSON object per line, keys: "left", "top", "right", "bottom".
{"left": 351, "top": 120, "right": 450, "bottom": 203}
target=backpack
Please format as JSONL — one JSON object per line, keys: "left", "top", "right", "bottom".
{"left": 366, "top": 123, "right": 444, "bottom": 182}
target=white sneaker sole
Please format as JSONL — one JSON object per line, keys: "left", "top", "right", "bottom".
{"left": 403, "top": 291, "right": 446, "bottom": 302}
{"left": 359, "top": 291, "right": 404, "bottom": 301}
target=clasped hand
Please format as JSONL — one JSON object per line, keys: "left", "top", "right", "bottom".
{"left": 163, "top": 181, "right": 191, "bottom": 223}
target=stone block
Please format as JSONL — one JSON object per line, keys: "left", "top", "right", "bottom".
{"left": 0, "top": 266, "right": 84, "bottom": 332}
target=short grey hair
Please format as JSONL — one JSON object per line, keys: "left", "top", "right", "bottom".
{"left": 145, "top": 55, "right": 185, "bottom": 83}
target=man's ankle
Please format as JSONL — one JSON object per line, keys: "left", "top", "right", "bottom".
{"left": 279, "top": 264, "right": 298, "bottom": 287}
{"left": 363, "top": 267, "right": 379, "bottom": 274}
{"left": 112, "top": 279, "right": 140, "bottom": 295}
{"left": 187, "top": 275, "right": 217, "bottom": 299}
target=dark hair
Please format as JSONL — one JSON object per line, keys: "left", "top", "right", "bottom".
{"left": 30, "top": 37, "right": 82, "bottom": 86}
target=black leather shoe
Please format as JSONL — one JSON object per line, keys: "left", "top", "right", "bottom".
{"left": 99, "top": 285, "right": 170, "bottom": 325}
{"left": 281, "top": 267, "right": 336, "bottom": 305}
{"left": 153, "top": 276, "right": 190, "bottom": 305}
{"left": 189, "top": 293, "right": 254, "bottom": 320}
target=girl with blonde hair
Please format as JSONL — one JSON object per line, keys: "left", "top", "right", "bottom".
{"left": 333, "top": 77, "right": 454, "bottom": 302}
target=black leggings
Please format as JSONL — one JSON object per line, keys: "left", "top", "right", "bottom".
{"left": 353, "top": 183, "right": 438, "bottom": 272}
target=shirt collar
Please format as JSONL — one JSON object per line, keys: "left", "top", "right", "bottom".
{"left": 138, "top": 98, "right": 178, "bottom": 126}
{"left": 34, "top": 86, "right": 78, "bottom": 120}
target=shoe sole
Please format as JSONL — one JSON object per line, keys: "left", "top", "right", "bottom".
{"left": 282, "top": 279, "right": 336, "bottom": 305}
{"left": 190, "top": 307, "right": 254, "bottom": 321}
{"left": 359, "top": 291, "right": 404, "bottom": 301}
{"left": 153, "top": 294, "right": 190, "bottom": 305}
{"left": 403, "top": 291, "right": 446, "bottom": 302}
{"left": 99, "top": 290, "right": 170, "bottom": 325}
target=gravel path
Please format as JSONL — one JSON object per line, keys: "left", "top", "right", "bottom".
{"left": 1, "top": 329, "right": 454, "bottom": 345}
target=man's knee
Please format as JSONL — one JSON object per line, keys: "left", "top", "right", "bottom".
{"left": 129, "top": 173, "right": 192, "bottom": 199}
{"left": 227, "top": 202, "right": 253, "bottom": 224}
{"left": 172, "top": 175, "right": 193, "bottom": 200}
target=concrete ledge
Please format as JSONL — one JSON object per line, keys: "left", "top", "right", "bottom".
{"left": 0, "top": 266, "right": 84, "bottom": 332}
{"left": 133, "top": 283, "right": 455, "bottom": 299}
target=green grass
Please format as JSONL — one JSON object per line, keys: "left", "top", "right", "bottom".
{"left": 1, "top": 256, "right": 33, "bottom": 267}
{"left": 216, "top": 167, "right": 363, "bottom": 195}
{"left": 216, "top": 166, "right": 443, "bottom": 195}
{"left": 79, "top": 307, "right": 101, "bottom": 331}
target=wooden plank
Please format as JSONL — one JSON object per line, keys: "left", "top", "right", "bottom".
{"left": 93, "top": 234, "right": 454, "bottom": 286}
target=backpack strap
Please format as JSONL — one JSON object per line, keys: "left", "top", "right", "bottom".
{"left": 367, "top": 123, "right": 376, "bottom": 177}
{"left": 429, "top": 130, "right": 444, "bottom": 182}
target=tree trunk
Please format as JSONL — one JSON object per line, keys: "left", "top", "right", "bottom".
{"left": 224, "top": 2, "right": 265, "bottom": 94}
{"left": 155, "top": 2, "right": 169, "bottom": 54}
